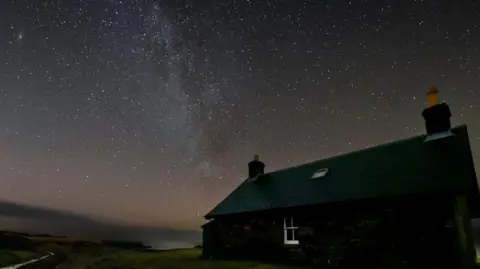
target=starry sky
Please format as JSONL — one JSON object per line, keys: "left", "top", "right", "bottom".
{"left": 0, "top": 0, "right": 479, "bottom": 247}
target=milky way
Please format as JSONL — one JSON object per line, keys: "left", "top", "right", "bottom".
{"left": 0, "top": 0, "right": 479, "bottom": 245}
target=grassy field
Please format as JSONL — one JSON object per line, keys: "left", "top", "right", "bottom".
{"left": 7, "top": 232, "right": 297, "bottom": 269}
{"left": 0, "top": 250, "right": 40, "bottom": 267}
{"left": 57, "top": 247, "right": 303, "bottom": 269}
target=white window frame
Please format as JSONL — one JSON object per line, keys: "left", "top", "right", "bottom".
{"left": 283, "top": 217, "right": 299, "bottom": 245}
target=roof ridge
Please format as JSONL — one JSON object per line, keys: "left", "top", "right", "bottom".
{"left": 206, "top": 125, "right": 472, "bottom": 218}
{"left": 262, "top": 135, "right": 420, "bottom": 176}
{"left": 261, "top": 124, "right": 466, "bottom": 177}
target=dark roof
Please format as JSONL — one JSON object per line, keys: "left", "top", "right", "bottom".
{"left": 205, "top": 125, "right": 480, "bottom": 218}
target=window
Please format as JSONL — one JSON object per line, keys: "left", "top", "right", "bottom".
{"left": 311, "top": 168, "right": 329, "bottom": 179}
{"left": 284, "top": 217, "right": 299, "bottom": 245}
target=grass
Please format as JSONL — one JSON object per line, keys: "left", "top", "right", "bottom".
{"left": 0, "top": 233, "right": 304, "bottom": 268}
{"left": 56, "top": 248, "right": 304, "bottom": 269}
{"left": 0, "top": 250, "right": 40, "bottom": 267}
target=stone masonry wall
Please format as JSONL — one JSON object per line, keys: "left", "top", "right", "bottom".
{"left": 296, "top": 197, "right": 457, "bottom": 268}
{"left": 203, "top": 195, "right": 459, "bottom": 268}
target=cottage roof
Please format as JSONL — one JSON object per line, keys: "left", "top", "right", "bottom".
{"left": 205, "top": 125, "right": 480, "bottom": 218}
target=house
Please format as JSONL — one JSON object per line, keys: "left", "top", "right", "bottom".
{"left": 202, "top": 88, "right": 480, "bottom": 268}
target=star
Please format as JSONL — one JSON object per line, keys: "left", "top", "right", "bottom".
{"left": 0, "top": 0, "right": 478, "bottom": 247}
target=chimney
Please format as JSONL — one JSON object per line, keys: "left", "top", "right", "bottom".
{"left": 248, "top": 154, "right": 265, "bottom": 178}
{"left": 422, "top": 87, "right": 454, "bottom": 142}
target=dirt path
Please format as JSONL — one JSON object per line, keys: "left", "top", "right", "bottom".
{"left": 0, "top": 253, "right": 53, "bottom": 269}
{"left": 17, "top": 253, "right": 65, "bottom": 269}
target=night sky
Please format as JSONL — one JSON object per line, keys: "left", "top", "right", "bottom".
{"left": 0, "top": 0, "right": 479, "bottom": 247}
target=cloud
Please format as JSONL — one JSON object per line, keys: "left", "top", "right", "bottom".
{"left": 0, "top": 200, "right": 201, "bottom": 249}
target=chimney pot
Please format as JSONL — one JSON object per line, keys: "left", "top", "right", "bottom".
{"left": 426, "top": 87, "right": 440, "bottom": 108}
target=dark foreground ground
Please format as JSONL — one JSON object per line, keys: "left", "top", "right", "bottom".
{"left": 0, "top": 250, "right": 39, "bottom": 267}
{"left": 0, "top": 231, "right": 303, "bottom": 269}
{"left": 18, "top": 253, "right": 66, "bottom": 269}
{"left": 2, "top": 231, "right": 480, "bottom": 269}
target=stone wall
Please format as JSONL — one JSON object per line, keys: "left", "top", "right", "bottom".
{"left": 295, "top": 197, "right": 457, "bottom": 268}
{"left": 203, "top": 214, "right": 292, "bottom": 263}
{"left": 203, "top": 194, "right": 463, "bottom": 268}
